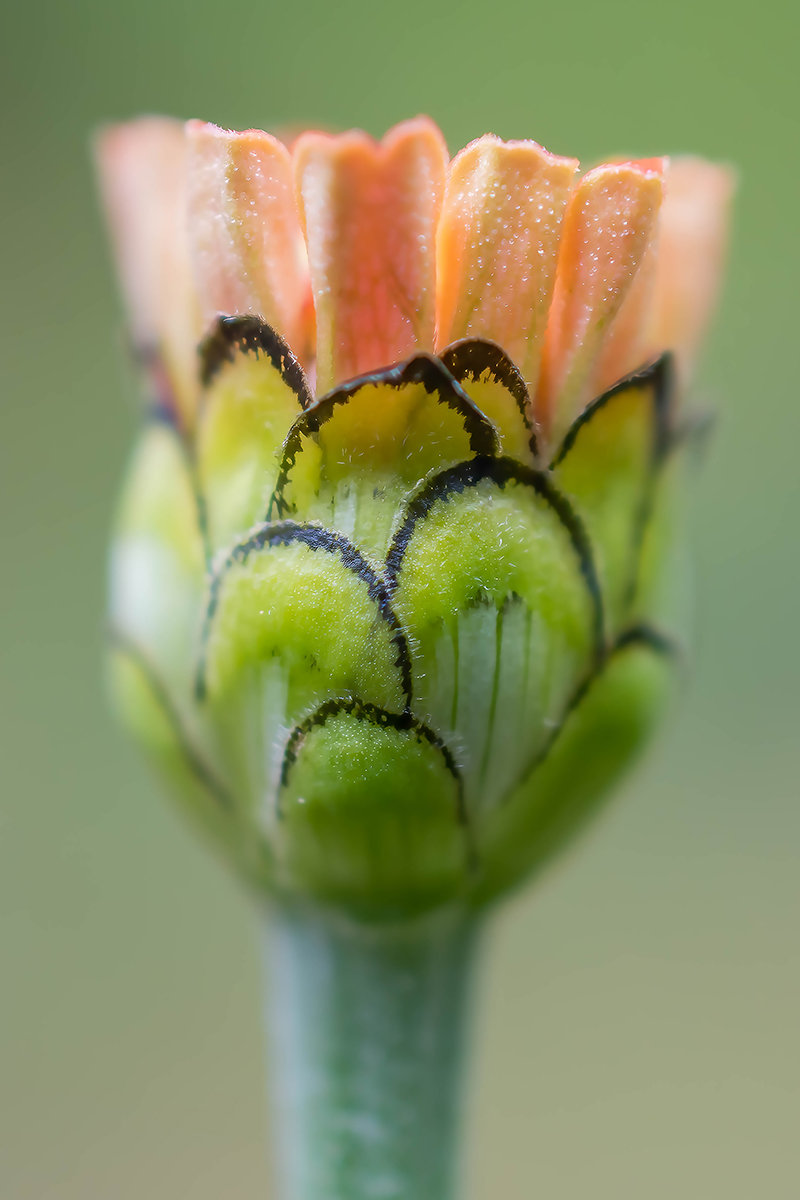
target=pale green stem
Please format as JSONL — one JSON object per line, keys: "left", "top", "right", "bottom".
{"left": 264, "top": 902, "right": 480, "bottom": 1200}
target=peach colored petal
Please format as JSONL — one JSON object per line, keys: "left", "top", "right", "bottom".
{"left": 435, "top": 135, "right": 578, "bottom": 392}
{"left": 644, "top": 157, "right": 735, "bottom": 388}
{"left": 294, "top": 116, "right": 449, "bottom": 394}
{"left": 589, "top": 223, "right": 659, "bottom": 397}
{"left": 95, "top": 117, "right": 201, "bottom": 422}
{"left": 186, "top": 121, "right": 313, "bottom": 363}
{"left": 536, "top": 159, "right": 665, "bottom": 444}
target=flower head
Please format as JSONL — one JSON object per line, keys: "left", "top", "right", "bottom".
{"left": 97, "top": 116, "right": 732, "bottom": 917}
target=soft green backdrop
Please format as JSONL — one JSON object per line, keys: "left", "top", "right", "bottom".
{"left": 1, "top": 0, "right": 797, "bottom": 1195}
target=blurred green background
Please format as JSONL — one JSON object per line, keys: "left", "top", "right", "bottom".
{"left": 1, "top": 0, "right": 798, "bottom": 1195}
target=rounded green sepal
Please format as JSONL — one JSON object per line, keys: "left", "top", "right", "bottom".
{"left": 387, "top": 457, "right": 600, "bottom": 816}
{"left": 277, "top": 702, "right": 469, "bottom": 917}
{"left": 196, "top": 317, "right": 312, "bottom": 554}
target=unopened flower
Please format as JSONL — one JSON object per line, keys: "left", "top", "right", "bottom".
{"left": 97, "top": 116, "right": 732, "bottom": 917}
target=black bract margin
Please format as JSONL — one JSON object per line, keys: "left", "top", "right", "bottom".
{"left": 199, "top": 314, "right": 314, "bottom": 408}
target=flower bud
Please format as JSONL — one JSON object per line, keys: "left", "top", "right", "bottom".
{"left": 98, "top": 118, "right": 733, "bottom": 919}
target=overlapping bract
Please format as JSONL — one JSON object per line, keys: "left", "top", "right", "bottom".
{"left": 97, "top": 116, "right": 732, "bottom": 917}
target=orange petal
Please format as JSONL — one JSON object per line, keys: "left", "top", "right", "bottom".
{"left": 294, "top": 116, "right": 448, "bottom": 394}
{"left": 435, "top": 135, "right": 578, "bottom": 390}
{"left": 94, "top": 117, "right": 201, "bottom": 422}
{"left": 186, "top": 121, "right": 313, "bottom": 363}
{"left": 536, "top": 159, "right": 665, "bottom": 443}
{"left": 644, "top": 157, "right": 735, "bottom": 388}
{"left": 589, "top": 222, "right": 659, "bottom": 397}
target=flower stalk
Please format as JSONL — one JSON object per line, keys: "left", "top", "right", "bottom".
{"left": 267, "top": 904, "right": 479, "bottom": 1200}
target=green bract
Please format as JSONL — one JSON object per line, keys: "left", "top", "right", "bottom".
{"left": 109, "top": 317, "right": 684, "bottom": 919}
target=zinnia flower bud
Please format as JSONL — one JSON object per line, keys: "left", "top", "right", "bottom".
{"left": 97, "top": 116, "right": 733, "bottom": 919}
